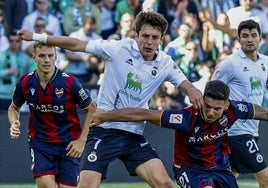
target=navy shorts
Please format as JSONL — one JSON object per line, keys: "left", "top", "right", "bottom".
{"left": 29, "top": 141, "right": 80, "bottom": 186}
{"left": 173, "top": 165, "right": 238, "bottom": 188}
{"left": 80, "top": 127, "right": 159, "bottom": 179}
{"left": 229, "top": 134, "right": 267, "bottom": 174}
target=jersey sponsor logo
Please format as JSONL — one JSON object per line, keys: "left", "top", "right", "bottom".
{"left": 28, "top": 72, "right": 34, "bottom": 76}
{"left": 62, "top": 72, "right": 70, "bottom": 77}
{"left": 87, "top": 151, "right": 97, "bottom": 162}
{"left": 250, "top": 76, "right": 262, "bottom": 91}
{"left": 169, "top": 114, "right": 182, "bottom": 124}
{"left": 189, "top": 127, "right": 228, "bottom": 143}
{"left": 118, "top": 89, "right": 142, "bottom": 102}
{"left": 30, "top": 88, "right": 35, "bottom": 96}
{"left": 124, "top": 72, "right": 142, "bottom": 93}
{"left": 55, "top": 88, "right": 64, "bottom": 98}
{"left": 237, "top": 103, "right": 248, "bottom": 112}
{"left": 247, "top": 76, "right": 263, "bottom": 98}
{"left": 243, "top": 66, "right": 249, "bottom": 72}
{"left": 29, "top": 103, "right": 64, "bottom": 113}
{"left": 125, "top": 58, "right": 133, "bottom": 66}
{"left": 219, "top": 115, "right": 228, "bottom": 127}
{"left": 194, "top": 127, "right": 200, "bottom": 133}
{"left": 78, "top": 88, "right": 89, "bottom": 100}
{"left": 140, "top": 142, "right": 148, "bottom": 147}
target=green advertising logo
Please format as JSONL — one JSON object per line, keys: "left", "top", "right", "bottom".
{"left": 124, "top": 72, "right": 142, "bottom": 93}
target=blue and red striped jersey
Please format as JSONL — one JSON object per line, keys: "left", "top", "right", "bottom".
{"left": 13, "top": 68, "right": 92, "bottom": 144}
{"left": 161, "top": 100, "right": 254, "bottom": 169}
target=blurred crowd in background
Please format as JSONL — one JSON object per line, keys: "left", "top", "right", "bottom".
{"left": 1, "top": 0, "right": 268, "bottom": 111}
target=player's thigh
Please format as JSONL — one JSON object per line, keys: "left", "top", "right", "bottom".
{"left": 254, "top": 167, "right": 268, "bottom": 185}
{"left": 214, "top": 170, "right": 239, "bottom": 188}
{"left": 78, "top": 170, "right": 102, "bottom": 188}
{"left": 136, "top": 158, "right": 170, "bottom": 181}
{"left": 229, "top": 134, "right": 267, "bottom": 174}
{"left": 35, "top": 174, "right": 56, "bottom": 188}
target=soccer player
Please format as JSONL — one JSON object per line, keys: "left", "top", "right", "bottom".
{"left": 15, "top": 12, "right": 202, "bottom": 188}
{"left": 212, "top": 19, "right": 268, "bottom": 187}
{"left": 8, "top": 42, "right": 96, "bottom": 188}
{"left": 89, "top": 80, "right": 268, "bottom": 188}
{"left": 17, "top": 11, "right": 203, "bottom": 188}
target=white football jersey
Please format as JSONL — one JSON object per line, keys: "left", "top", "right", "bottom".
{"left": 86, "top": 39, "right": 187, "bottom": 134}
{"left": 212, "top": 49, "right": 268, "bottom": 136}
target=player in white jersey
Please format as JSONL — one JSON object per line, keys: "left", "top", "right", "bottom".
{"left": 17, "top": 11, "right": 203, "bottom": 188}
{"left": 212, "top": 19, "right": 268, "bottom": 188}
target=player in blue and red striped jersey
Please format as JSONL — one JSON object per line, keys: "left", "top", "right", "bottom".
{"left": 89, "top": 80, "right": 268, "bottom": 188}
{"left": 8, "top": 42, "right": 96, "bottom": 188}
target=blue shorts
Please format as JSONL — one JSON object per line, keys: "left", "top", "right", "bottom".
{"left": 80, "top": 127, "right": 159, "bottom": 179}
{"left": 29, "top": 141, "right": 80, "bottom": 186}
{"left": 173, "top": 165, "right": 238, "bottom": 188}
{"left": 229, "top": 134, "right": 267, "bottom": 174}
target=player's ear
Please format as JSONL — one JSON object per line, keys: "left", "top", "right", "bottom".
{"left": 224, "top": 100, "right": 230, "bottom": 110}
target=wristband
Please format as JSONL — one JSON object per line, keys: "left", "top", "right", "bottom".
{"left": 32, "top": 33, "right": 48, "bottom": 44}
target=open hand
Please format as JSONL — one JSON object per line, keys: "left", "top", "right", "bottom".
{"left": 66, "top": 139, "right": 85, "bottom": 158}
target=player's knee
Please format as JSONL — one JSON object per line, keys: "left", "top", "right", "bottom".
{"left": 258, "top": 177, "right": 268, "bottom": 187}
{"left": 150, "top": 177, "right": 174, "bottom": 188}
{"left": 78, "top": 170, "right": 101, "bottom": 188}
{"left": 163, "top": 178, "right": 174, "bottom": 188}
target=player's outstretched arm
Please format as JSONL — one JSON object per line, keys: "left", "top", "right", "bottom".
{"left": 253, "top": 103, "right": 268, "bottom": 120}
{"left": 17, "top": 29, "right": 88, "bottom": 52}
{"left": 89, "top": 108, "right": 163, "bottom": 127}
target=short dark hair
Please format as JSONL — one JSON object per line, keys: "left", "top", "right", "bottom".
{"left": 237, "top": 19, "right": 261, "bottom": 37}
{"left": 204, "top": 80, "right": 230, "bottom": 101}
{"left": 134, "top": 11, "right": 168, "bottom": 37}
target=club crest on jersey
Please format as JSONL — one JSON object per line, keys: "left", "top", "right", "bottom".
{"left": 169, "top": 114, "right": 183, "bottom": 124}
{"left": 88, "top": 151, "right": 97, "bottom": 162}
{"left": 151, "top": 66, "right": 158, "bottom": 76}
{"left": 218, "top": 115, "right": 228, "bottom": 127}
{"left": 256, "top": 153, "right": 264, "bottom": 163}
{"left": 55, "top": 88, "right": 64, "bottom": 98}
{"left": 261, "top": 63, "right": 266, "bottom": 71}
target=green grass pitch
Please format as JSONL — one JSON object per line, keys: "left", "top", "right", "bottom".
{"left": 0, "top": 179, "right": 259, "bottom": 188}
